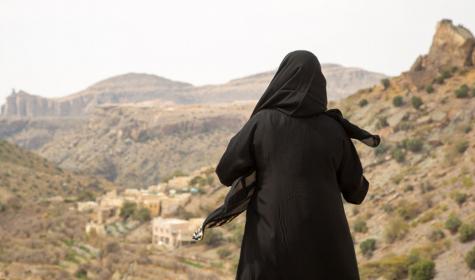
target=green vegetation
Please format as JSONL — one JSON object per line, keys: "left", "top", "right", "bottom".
{"left": 120, "top": 201, "right": 137, "bottom": 219}
{"left": 384, "top": 217, "right": 409, "bottom": 243}
{"left": 466, "top": 246, "right": 475, "bottom": 270}
{"left": 455, "top": 141, "right": 469, "bottom": 154}
{"left": 359, "top": 98, "right": 369, "bottom": 107}
{"left": 393, "top": 95, "right": 404, "bottom": 107}
{"left": 374, "top": 143, "right": 389, "bottom": 156}
{"left": 381, "top": 78, "right": 390, "bottom": 90}
{"left": 204, "top": 230, "right": 225, "bottom": 247}
{"left": 353, "top": 218, "right": 368, "bottom": 233}
{"left": 425, "top": 84, "right": 434, "bottom": 94}
{"left": 396, "top": 200, "right": 422, "bottom": 221}
{"left": 450, "top": 191, "right": 468, "bottom": 206}
{"left": 403, "top": 138, "right": 423, "bottom": 153}
{"left": 75, "top": 268, "right": 88, "bottom": 279}
{"left": 427, "top": 229, "right": 445, "bottom": 242}
{"left": 119, "top": 201, "right": 150, "bottom": 222}
{"left": 455, "top": 84, "right": 470, "bottom": 98}
{"left": 376, "top": 116, "right": 389, "bottom": 129}
{"left": 360, "top": 254, "right": 411, "bottom": 280}
{"left": 445, "top": 214, "right": 462, "bottom": 234}
{"left": 217, "top": 248, "right": 232, "bottom": 258}
{"left": 409, "top": 259, "right": 435, "bottom": 280}
{"left": 459, "top": 223, "right": 475, "bottom": 243}
{"left": 135, "top": 207, "right": 151, "bottom": 222}
{"left": 434, "top": 76, "right": 445, "bottom": 85}
{"left": 411, "top": 96, "right": 423, "bottom": 110}
{"left": 471, "top": 88, "right": 475, "bottom": 97}
{"left": 391, "top": 147, "right": 406, "bottom": 163}
{"left": 360, "top": 238, "right": 377, "bottom": 257}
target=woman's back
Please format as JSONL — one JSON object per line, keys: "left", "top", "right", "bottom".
{"left": 214, "top": 51, "right": 369, "bottom": 280}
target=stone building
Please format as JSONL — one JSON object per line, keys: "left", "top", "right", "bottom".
{"left": 152, "top": 217, "right": 204, "bottom": 249}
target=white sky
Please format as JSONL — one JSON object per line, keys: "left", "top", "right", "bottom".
{"left": 1, "top": 0, "right": 474, "bottom": 105}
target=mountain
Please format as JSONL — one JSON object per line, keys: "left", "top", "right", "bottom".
{"left": 0, "top": 65, "right": 386, "bottom": 117}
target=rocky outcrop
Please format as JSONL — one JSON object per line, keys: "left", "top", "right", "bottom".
{"left": 1, "top": 74, "right": 194, "bottom": 118}
{"left": 408, "top": 19, "right": 475, "bottom": 86}
{"left": 1, "top": 90, "right": 92, "bottom": 117}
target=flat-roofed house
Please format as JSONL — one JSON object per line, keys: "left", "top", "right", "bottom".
{"left": 152, "top": 217, "right": 204, "bottom": 249}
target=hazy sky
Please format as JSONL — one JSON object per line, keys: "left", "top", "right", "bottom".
{"left": 1, "top": 0, "right": 474, "bottom": 105}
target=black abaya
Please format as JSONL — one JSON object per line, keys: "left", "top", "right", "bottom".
{"left": 215, "top": 50, "right": 369, "bottom": 279}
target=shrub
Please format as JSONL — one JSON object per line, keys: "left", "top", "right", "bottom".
{"left": 441, "top": 69, "right": 452, "bottom": 79}
{"left": 425, "top": 85, "right": 434, "bottom": 94}
{"left": 455, "top": 141, "right": 469, "bottom": 154}
{"left": 360, "top": 254, "right": 410, "bottom": 280}
{"left": 393, "top": 96, "right": 404, "bottom": 107}
{"left": 391, "top": 148, "right": 405, "bottom": 163}
{"left": 451, "top": 191, "right": 468, "bottom": 206}
{"left": 75, "top": 268, "right": 88, "bottom": 279}
{"left": 459, "top": 223, "right": 475, "bottom": 243}
{"left": 471, "top": 88, "right": 475, "bottom": 97}
{"left": 359, "top": 99, "right": 369, "bottom": 107}
{"left": 360, "top": 238, "right": 377, "bottom": 257}
{"left": 397, "top": 200, "right": 422, "bottom": 221}
{"left": 204, "top": 230, "right": 225, "bottom": 247}
{"left": 434, "top": 76, "right": 444, "bottom": 85}
{"left": 134, "top": 207, "right": 151, "bottom": 222}
{"left": 465, "top": 246, "right": 475, "bottom": 270}
{"left": 384, "top": 217, "right": 409, "bottom": 243}
{"left": 383, "top": 204, "right": 394, "bottom": 214}
{"left": 217, "top": 248, "right": 232, "bottom": 258}
{"left": 404, "top": 138, "right": 423, "bottom": 153}
{"left": 120, "top": 201, "right": 137, "bottom": 220}
{"left": 411, "top": 96, "right": 423, "bottom": 110}
{"left": 376, "top": 116, "right": 389, "bottom": 129}
{"left": 428, "top": 229, "right": 445, "bottom": 242}
{"left": 445, "top": 214, "right": 462, "bottom": 234}
{"left": 374, "top": 143, "right": 389, "bottom": 156}
{"left": 353, "top": 218, "right": 369, "bottom": 233}
{"left": 455, "top": 84, "right": 470, "bottom": 98}
{"left": 381, "top": 78, "right": 390, "bottom": 90}
{"left": 409, "top": 259, "right": 435, "bottom": 280}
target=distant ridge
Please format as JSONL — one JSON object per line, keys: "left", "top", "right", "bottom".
{"left": 1, "top": 64, "right": 386, "bottom": 117}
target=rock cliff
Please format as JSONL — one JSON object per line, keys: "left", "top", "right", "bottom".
{"left": 408, "top": 19, "right": 475, "bottom": 86}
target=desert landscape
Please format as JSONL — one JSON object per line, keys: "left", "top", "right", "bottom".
{"left": 1, "top": 18, "right": 475, "bottom": 280}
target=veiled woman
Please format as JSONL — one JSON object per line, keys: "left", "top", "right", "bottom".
{"left": 215, "top": 50, "right": 370, "bottom": 280}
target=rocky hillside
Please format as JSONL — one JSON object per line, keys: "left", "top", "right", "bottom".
{"left": 37, "top": 102, "right": 253, "bottom": 188}
{"left": 0, "top": 140, "right": 228, "bottom": 279}
{"left": 0, "top": 64, "right": 385, "bottom": 117}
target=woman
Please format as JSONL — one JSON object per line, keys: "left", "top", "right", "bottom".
{"left": 215, "top": 50, "right": 369, "bottom": 279}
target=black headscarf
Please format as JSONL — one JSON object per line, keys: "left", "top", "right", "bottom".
{"left": 251, "top": 50, "right": 327, "bottom": 118}
{"left": 251, "top": 50, "right": 380, "bottom": 147}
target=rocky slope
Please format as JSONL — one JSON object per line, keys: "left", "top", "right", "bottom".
{"left": 0, "top": 64, "right": 385, "bottom": 117}
{"left": 37, "top": 102, "right": 253, "bottom": 188}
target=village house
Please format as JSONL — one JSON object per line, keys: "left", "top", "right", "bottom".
{"left": 152, "top": 217, "right": 204, "bottom": 249}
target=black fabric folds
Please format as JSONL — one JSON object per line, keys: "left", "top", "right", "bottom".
{"left": 193, "top": 50, "right": 380, "bottom": 279}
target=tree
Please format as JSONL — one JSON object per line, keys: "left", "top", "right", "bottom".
{"left": 381, "top": 78, "right": 390, "bottom": 90}
{"left": 392, "top": 96, "right": 404, "bottom": 107}
{"left": 411, "top": 96, "right": 423, "bottom": 110}
{"left": 120, "top": 201, "right": 137, "bottom": 220}
{"left": 134, "top": 207, "right": 151, "bottom": 222}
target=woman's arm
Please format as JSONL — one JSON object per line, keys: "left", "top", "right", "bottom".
{"left": 336, "top": 136, "right": 369, "bottom": 204}
{"left": 215, "top": 116, "right": 258, "bottom": 186}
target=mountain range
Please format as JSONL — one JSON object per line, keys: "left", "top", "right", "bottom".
{"left": 0, "top": 64, "right": 386, "bottom": 117}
